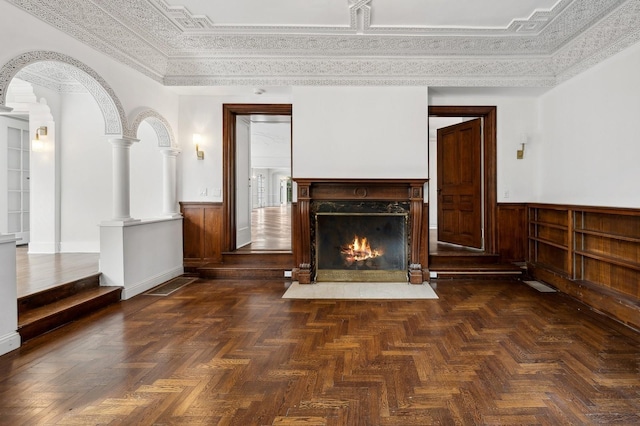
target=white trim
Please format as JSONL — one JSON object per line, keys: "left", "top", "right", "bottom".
{"left": 27, "top": 242, "right": 58, "bottom": 253}
{"left": 0, "top": 331, "right": 21, "bottom": 356}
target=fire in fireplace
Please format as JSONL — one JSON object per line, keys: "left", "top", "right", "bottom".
{"left": 315, "top": 212, "right": 408, "bottom": 282}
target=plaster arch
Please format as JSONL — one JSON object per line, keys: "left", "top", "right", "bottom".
{"left": 0, "top": 51, "right": 132, "bottom": 138}
{"left": 130, "top": 109, "right": 176, "bottom": 148}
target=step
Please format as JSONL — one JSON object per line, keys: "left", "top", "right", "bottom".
{"left": 195, "top": 251, "right": 293, "bottom": 280}
{"left": 429, "top": 263, "right": 524, "bottom": 280}
{"left": 429, "top": 252, "right": 501, "bottom": 267}
{"left": 197, "top": 265, "right": 290, "bottom": 280}
{"left": 18, "top": 275, "right": 122, "bottom": 342}
{"left": 221, "top": 251, "right": 293, "bottom": 266}
{"left": 18, "top": 273, "right": 103, "bottom": 314}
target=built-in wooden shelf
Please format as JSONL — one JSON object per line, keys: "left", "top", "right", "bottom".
{"left": 527, "top": 203, "right": 640, "bottom": 330}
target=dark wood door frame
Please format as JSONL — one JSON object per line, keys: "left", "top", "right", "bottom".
{"left": 429, "top": 106, "right": 497, "bottom": 254}
{"left": 222, "top": 103, "right": 293, "bottom": 252}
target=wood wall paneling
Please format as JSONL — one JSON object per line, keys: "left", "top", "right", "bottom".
{"left": 496, "top": 203, "right": 526, "bottom": 262}
{"left": 180, "top": 202, "right": 223, "bottom": 266}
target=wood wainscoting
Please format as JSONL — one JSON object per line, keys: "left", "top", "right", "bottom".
{"left": 527, "top": 203, "right": 640, "bottom": 330}
{"left": 180, "top": 202, "right": 224, "bottom": 269}
{"left": 497, "top": 203, "right": 527, "bottom": 263}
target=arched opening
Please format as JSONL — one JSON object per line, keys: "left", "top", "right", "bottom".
{"left": 0, "top": 52, "right": 128, "bottom": 296}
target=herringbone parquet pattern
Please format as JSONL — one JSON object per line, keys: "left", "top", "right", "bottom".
{"left": 1, "top": 279, "right": 639, "bottom": 425}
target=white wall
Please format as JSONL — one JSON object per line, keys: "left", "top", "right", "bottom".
{"left": 131, "top": 121, "right": 163, "bottom": 219}
{"left": 178, "top": 94, "right": 291, "bottom": 202}
{"left": 429, "top": 90, "right": 540, "bottom": 204}
{"left": 292, "top": 87, "right": 429, "bottom": 179}
{"left": 537, "top": 39, "right": 640, "bottom": 207}
{"left": 59, "top": 92, "right": 112, "bottom": 252}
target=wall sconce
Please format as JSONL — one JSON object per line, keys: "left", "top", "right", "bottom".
{"left": 32, "top": 126, "right": 48, "bottom": 152}
{"left": 193, "top": 133, "right": 204, "bottom": 160}
{"left": 517, "top": 133, "right": 532, "bottom": 160}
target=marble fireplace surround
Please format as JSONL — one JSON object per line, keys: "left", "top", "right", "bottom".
{"left": 292, "top": 179, "right": 429, "bottom": 284}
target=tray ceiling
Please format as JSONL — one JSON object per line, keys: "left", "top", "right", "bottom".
{"left": 6, "top": 0, "right": 640, "bottom": 88}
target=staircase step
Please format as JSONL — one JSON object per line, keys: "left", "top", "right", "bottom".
{"left": 195, "top": 251, "right": 293, "bottom": 280}
{"left": 18, "top": 275, "right": 122, "bottom": 342}
{"left": 430, "top": 263, "right": 524, "bottom": 280}
{"left": 198, "top": 265, "right": 289, "bottom": 280}
{"left": 221, "top": 251, "right": 293, "bottom": 266}
{"left": 18, "top": 273, "right": 102, "bottom": 314}
{"left": 429, "top": 253, "right": 501, "bottom": 267}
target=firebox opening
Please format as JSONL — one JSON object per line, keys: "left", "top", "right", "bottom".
{"left": 315, "top": 213, "right": 408, "bottom": 282}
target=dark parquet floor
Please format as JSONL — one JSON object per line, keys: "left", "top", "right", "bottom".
{"left": 1, "top": 278, "right": 640, "bottom": 425}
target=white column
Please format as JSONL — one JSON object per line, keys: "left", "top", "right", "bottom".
{"left": 109, "top": 137, "right": 139, "bottom": 221}
{"left": 161, "top": 148, "right": 182, "bottom": 217}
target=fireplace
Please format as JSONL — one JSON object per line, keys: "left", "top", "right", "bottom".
{"left": 292, "top": 179, "right": 429, "bottom": 284}
{"left": 315, "top": 207, "right": 408, "bottom": 282}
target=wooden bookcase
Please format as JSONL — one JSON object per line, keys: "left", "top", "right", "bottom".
{"left": 527, "top": 204, "right": 640, "bottom": 330}
{"left": 528, "top": 205, "right": 571, "bottom": 276}
{"left": 573, "top": 209, "right": 640, "bottom": 298}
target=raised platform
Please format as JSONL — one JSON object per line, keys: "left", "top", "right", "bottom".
{"left": 18, "top": 274, "right": 122, "bottom": 342}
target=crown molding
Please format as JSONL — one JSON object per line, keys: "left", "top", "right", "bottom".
{"left": 5, "top": 0, "right": 639, "bottom": 88}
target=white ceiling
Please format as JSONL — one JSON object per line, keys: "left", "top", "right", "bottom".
{"left": 6, "top": 0, "right": 640, "bottom": 89}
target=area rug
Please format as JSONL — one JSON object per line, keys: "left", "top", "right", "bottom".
{"left": 282, "top": 281, "right": 438, "bottom": 300}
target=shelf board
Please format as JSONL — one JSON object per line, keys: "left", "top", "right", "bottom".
{"left": 574, "top": 250, "right": 640, "bottom": 272}
{"left": 528, "top": 236, "right": 568, "bottom": 251}
{"left": 574, "top": 229, "right": 640, "bottom": 244}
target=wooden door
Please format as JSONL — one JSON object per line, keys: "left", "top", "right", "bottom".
{"left": 437, "top": 118, "right": 482, "bottom": 248}
{"left": 235, "top": 117, "right": 251, "bottom": 248}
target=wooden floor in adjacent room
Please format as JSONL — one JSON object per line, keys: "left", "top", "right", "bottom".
{"left": 15, "top": 246, "right": 99, "bottom": 298}
{"left": 237, "top": 205, "right": 292, "bottom": 252}
{"left": 1, "top": 278, "right": 640, "bottom": 425}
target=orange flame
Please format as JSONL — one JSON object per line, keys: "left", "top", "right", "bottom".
{"left": 341, "top": 236, "right": 383, "bottom": 262}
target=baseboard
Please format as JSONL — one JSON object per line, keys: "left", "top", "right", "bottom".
{"left": 60, "top": 241, "right": 100, "bottom": 253}
{"left": 27, "top": 242, "right": 58, "bottom": 253}
{"left": 0, "top": 331, "right": 21, "bottom": 356}
{"left": 120, "top": 266, "right": 185, "bottom": 300}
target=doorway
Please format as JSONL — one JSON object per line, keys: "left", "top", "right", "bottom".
{"left": 428, "top": 106, "right": 497, "bottom": 255}
{"left": 1, "top": 115, "right": 30, "bottom": 244}
{"left": 222, "top": 104, "right": 293, "bottom": 253}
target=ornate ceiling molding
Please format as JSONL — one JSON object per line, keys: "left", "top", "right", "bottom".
{"left": 4, "top": 0, "right": 639, "bottom": 88}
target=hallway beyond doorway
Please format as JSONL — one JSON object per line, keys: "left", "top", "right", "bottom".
{"left": 235, "top": 205, "right": 292, "bottom": 252}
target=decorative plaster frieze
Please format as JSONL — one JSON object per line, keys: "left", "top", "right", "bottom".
{"left": 3, "top": 0, "right": 639, "bottom": 88}
{"left": 0, "top": 51, "right": 130, "bottom": 137}
{"left": 163, "top": 76, "right": 557, "bottom": 88}
{"left": 130, "top": 109, "right": 176, "bottom": 147}
{"left": 7, "top": 0, "right": 168, "bottom": 81}
{"left": 16, "top": 62, "right": 87, "bottom": 93}
{"left": 165, "top": 56, "right": 554, "bottom": 78}
{"left": 552, "top": 0, "right": 640, "bottom": 81}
